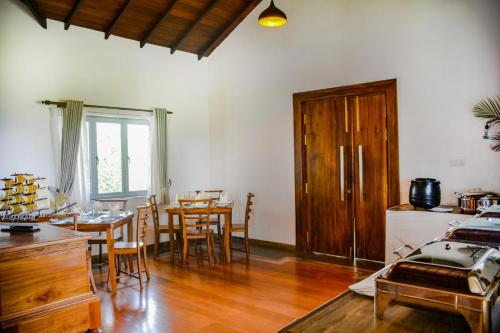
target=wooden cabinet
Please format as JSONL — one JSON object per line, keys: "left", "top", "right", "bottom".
{"left": 385, "top": 205, "right": 470, "bottom": 264}
{"left": 0, "top": 223, "right": 101, "bottom": 332}
{"left": 294, "top": 80, "right": 399, "bottom": 261}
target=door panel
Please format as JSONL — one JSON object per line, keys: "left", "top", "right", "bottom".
{"left": 352, "top": 93, "right": 388, "bottom": 261}
{"left": 304, "top": 98, "right": 352, "bottom": 257}
{"left": 294, "top": 80, "right": 399, "bottom": 261}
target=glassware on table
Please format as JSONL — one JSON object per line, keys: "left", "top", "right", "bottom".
{"left": 175, "top": 193, "right": 184, "bottom": 204}
{"left": 220, "top": 191, "right": 229, "bottom": 204}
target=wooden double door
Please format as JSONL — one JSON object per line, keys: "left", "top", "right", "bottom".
{"left": 294, "top": 80, "right": 399, "bottom": 262}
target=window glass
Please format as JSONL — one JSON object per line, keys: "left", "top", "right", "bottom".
{"left": 88, "top": 116, "right": 151, "bottom": 198}
{"left": 96, "top": 122, "right": 122, "bottom": 194}
{"left": 127, "top": 123, "right": 150, "bottom": 192}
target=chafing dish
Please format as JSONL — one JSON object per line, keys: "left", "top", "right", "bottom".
{"left": 480, "top": 205, "right": 500, "bottom": 219}
{"left": 446, "top": 216, "right": 500, "bottom": 247}
{"left": 375, "top": 240, "right": 500, "bottom": 333}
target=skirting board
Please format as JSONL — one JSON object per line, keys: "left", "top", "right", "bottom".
{"left": 246, "top": 237, "right": 295, "bottom": 251}
{"left": 90, "top": 236, "right": 295, "bottom": 263}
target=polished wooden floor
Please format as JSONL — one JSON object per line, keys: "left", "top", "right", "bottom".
{"left": 93, "top": 245, "right": 375, "bottom": 333}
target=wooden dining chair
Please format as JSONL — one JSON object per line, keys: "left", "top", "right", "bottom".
{"left": 110, "top": 204, "right": 151, "bottom": 290}
{"left": 89, "top": 199, "right": 128, "bottom": 264}
{"left": 223, "top": 193, "right": 255, "bottom": 260}
{"left": 195, "top": 189, "right": 224, "bottom": 250}
{"left": 148, "top": 194, "right": 182, "bottom": 260}
{"left": 37, "top": 213, "right": 97, "bottom": 293}
{"left": 179, "top": 199, "right": 217, "bottom": 266}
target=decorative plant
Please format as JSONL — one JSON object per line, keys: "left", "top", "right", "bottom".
{"left": 473, "top": 97, "right": 500, "bottom": 152}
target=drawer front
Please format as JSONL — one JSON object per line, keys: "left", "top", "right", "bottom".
{"left": 2, "top": 297, "right": 101, "bottom": 333}
{"left": 0, "top": 246, "right": 89, "bottom": 318}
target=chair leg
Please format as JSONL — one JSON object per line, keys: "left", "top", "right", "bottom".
{"left": 98, "top": 244, "right": 103, "bottom": 264}
{"left": 106, "top": 254, "right": 113, "bottom": 291}
{"left": 126, "top": 254, "right": 132, "bottom": 274}
{"left": 142, "top": 245, "right": 150, "bottom": 281}
{"left": 154, "top": 233, "right": 159, "bottom": 260}
{"left": 210, "top": 232, "right": 217, "bottom": 264}
{"left": 176, "top": 232, "right": 183, "bottom": 263}
{"left": 183, "top": 238, "right": 189, "bottom": 264}
{"left": 206, "top": 236, "right": 212, "bottom": 266}
{"left": 244, "top": 230, "right": 250, "bottom": 260}
{"left": 216, "top": 221, "right": 222, "bottom": 247}
{"left": 116, "top": 254, "right": 121, "bottom": 276}
{"left": 219, "top": 229, "right": 225, "bottom": 261}
{"left": 229, "top": 231, "right": 232, "bottom": 261}
{"left": 137, "top": 251, "right": 143, "bottom": 290}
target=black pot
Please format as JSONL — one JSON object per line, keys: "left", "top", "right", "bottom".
{"left": 409, "top": 178, "right": 441, "bottom": 209}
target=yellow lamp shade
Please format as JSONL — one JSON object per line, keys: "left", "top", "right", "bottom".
{"left": 258, "top": 0, "right": 287, "bottom": 27}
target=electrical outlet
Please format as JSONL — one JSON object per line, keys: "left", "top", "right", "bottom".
{"left": 449, "top": 159, "right": 465, "bottom": 167}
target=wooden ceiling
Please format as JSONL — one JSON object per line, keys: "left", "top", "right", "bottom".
{"left": 19, "top": 0, "right": 262, "bottom": 59}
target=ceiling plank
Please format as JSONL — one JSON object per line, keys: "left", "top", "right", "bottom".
{"left": 19, "top": 0, "right": 47, "bottom": 29}
{"left": 197, "top": 0, "right": 262, "bottom": 60}
{"left": 170, "top": 0, "right": 219, "bottom": 55}
{"left": 140, "top": 0, "right": 179, "bottom": 48}
{"left": 105, "top": 0, "right": 133, "bottom": 39}
{"left": 64, "top": 0, "right": 85, "bottom": 30}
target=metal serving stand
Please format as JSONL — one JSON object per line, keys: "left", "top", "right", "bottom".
{"left": 375, "top": 206, "right": 500, "bottom": 333}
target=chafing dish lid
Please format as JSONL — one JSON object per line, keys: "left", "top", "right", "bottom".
{"left": 403, "top": 241, "right": 492, "bottom": 269}
{"left": 388, "top": 241, "right": 500, "bottom": 294}
{"left": 454, "top": 217, "right": 500, "bottom": 231}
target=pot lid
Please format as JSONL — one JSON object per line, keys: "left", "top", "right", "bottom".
{"left": 481, "top": 193, "right": 500, "bottom": 200}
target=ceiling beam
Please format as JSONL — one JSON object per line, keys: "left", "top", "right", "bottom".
{"left": 64, "top": 0, "right": 85, "bottom": 30}
{"left": 170, "top": 0, "right": 219, "bottom": 55}
{"left": 105, "top": 0, "right": 133, "bottom": 39}
{"left": 140, "top": 0, "right": 179, "bottom": 48}
{"left": 197, "top": 0, "right": 262, "bottom": 60}
{"left": 20, "top": 0, "right": 47, "bottom": 29}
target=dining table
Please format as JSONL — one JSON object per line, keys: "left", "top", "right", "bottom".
{"left": 164, "top": 202, "right": 234, "bottom": 263}
{"left": 50, "top": 211, "right": 134, "bottom": 294}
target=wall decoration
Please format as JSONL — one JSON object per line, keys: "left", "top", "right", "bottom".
{"left": 473, "top": 97, "right": 500, "bottom": 152}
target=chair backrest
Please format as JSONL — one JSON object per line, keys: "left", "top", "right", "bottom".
{"left": 135, "top": 204, "right": 150, "bottom": 245}
{"left": 195, "top": 190, "right": 223, "bottom": 200}
{"left": 95, "top": 199, "right": 128, "bottom": 211}
{"left": 244, "top": 193, "right": 255, "bottom": 229}
{"left": 147, "top": 195, "right": 160, "bottom": 230}
{"left": 178, "top": 199, "right": 213, "bottom": 237}
{"left": 37, "top": 213, "right": 79, "bottom": 231}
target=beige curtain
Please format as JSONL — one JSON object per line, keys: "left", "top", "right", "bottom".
{"left": 59, "top": 100, "right": 84, "bottom": 196}
{"left": 153, "top": 108, "right": 170, "bottom": 204}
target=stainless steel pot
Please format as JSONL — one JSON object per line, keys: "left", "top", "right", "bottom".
{"left": 457, "top": 191, "right": 485, "bottom": 214}
{"left": 479, "top": 193, "right": 500, "bottom": 210}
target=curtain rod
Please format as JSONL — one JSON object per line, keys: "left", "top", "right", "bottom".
{"left": 42, "top": 100, "right": 173, "bottom": 114}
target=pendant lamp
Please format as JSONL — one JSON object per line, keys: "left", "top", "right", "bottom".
{"left": 258, "top": 0, "right": 287, "bottom": 27}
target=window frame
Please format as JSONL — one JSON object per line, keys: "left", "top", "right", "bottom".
{"left": 87, "top": 115, "right": 150, "bottom": 200}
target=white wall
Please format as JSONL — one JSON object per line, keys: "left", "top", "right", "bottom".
{"left": 0, "top": 0, "right": 211, "bottom": 200}
{"left": 207, "top": 0, "right": 500, "bottom": 245}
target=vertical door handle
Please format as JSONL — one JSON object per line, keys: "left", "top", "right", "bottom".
{"left": 340, "top": 146, "right": 344, "bottom": 201}
{"left": 344, "top": 97, "right": 348, "bottom": 133}
{"left": 358, "top": 145, "right": 363, "bottom": 202}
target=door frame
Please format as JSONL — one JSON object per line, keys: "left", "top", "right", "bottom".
{"left": 293, "top": 79, "right": 400, "bottom": 253}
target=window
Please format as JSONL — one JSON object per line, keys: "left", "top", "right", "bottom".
{"left": 87, "top": 116, "right": 150, "bottom": 199}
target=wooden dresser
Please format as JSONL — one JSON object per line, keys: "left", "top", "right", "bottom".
{"left": 0, "top": 223, "right": 101, "bottom": 332}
